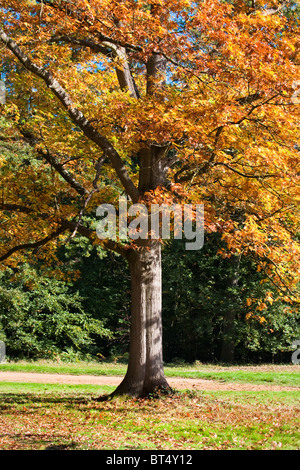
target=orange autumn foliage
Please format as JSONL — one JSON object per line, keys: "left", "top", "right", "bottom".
{"left": 0, "top": 0, "right": 299, "bottom": 304}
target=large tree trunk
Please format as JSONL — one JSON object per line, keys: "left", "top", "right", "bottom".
{"left": 108, "top": 46, "right": 169, "bottom": 398}
{"left": 111, "top": 240, "right": 171, "bottom": 398}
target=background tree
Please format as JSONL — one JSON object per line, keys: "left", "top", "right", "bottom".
{"left": 0, "top": 0, "right": 299, "bottom": 397}
{"left": 0, "top": 263, "right": 112, "bottom": 360}
{"left": 162, "top": 235, "right": 300, "bottom": 364}
{"left": 1, "top": 231, "right": 298, "bottom": 363}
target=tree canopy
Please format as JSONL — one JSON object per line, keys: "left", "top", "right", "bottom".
{"left": 0, "top": 0, "right": 299, "bottom": 396}
{"left": 1, "top": 0, "right": 299, "bottom": 296}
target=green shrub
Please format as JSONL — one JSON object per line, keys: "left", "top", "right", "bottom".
{"left": 0, "top": 264, "right": 112, "bottom": 359}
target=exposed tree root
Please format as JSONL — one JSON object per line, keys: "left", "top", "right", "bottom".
{"left": 93, "top": 385, "right": 176, "bottom": 402}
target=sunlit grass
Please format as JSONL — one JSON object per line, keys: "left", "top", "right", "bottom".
{"left": 0, "top": 383, "right": 299, "bottom": 450}
{"left": 1, "top": 360, "right": 299, "bottom": 387}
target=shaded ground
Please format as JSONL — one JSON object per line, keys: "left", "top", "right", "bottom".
{"left": 0, "top": 371, "right": 298, "bottom": 391}
{"left": 0, "top": 367, "right": 299, "bottom": 450}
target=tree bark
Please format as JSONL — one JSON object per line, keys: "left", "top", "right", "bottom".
{"left": 221, "top": 309, "right": 236, "bottom": 363}
{"left": 111, "top": 240, "right": 172, "bottom": 398}
{"left": 220, "top": 254, "right": 241, "bottom": 363}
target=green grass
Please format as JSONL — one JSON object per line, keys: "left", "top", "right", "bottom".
{"left": 165, "top": 368, "right": 300, "bottom": 388}
{"left": 0, "top": 362, "right": 299, "bottom": 450}
{"left": 0, "top": 360, "right": 127, "bottom": 377}
{"left": 1, "top": 360, "right": 299, "bottom": 388}
{"left": 0, "top": 382, "right": 299, "bottom": 450}
{"left": 0, "top": 381, "right": 114, "bottom": 395}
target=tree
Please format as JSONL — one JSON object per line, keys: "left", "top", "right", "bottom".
{"left": 0, "top": 263, "right": 112, "bottom": 360}
{"left": 0, "top": 0, "right": 299, "bottom": 397}
{"left": 162, "top": 235, "right": 300, "bottom": 364}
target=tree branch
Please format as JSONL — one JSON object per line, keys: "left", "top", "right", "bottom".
{"left": 0, "top": 226, "right": 67, "bottom": 262}
{"left": 0, "top": 202, "right": 128, "bottom": 258}
{"left": 60, "top": 218, "right": 128, "bottom": 257}
{"left": 0, "top": 203, "right": 35, "bottom": 214}
{"left": 64, "top": 153, "right": 105, "bottom": 240}
{"left": 110, "top": 45, "right": 140, "bottom": 99}
{"left": 50, "top": 34, "right": 112, "bottom": 57}
{"left": 38, "top": 148, "right": 89, "bottom": 196}
{"left": 51, "top": 35, "right": 140, "bottom": 99}
{"left": 37, "top": 1, "right": 143, "bottom": 53}
{"left": 174, "top": 127, "right": 224, "bottom": 183}
{"left": 215, "top": 162, "right": 279, "bottom": 179}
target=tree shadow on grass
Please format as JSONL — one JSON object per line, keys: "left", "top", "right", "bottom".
{"left": 0, "top": 391, "right": 92, "bottom": 420}
{"left": 0, "top": 392, "right": 89, "bottom": 405}
{"left": 0, "top": 393, "right": 86, "bottom": 450}
{"left": 0, "top": 430, "right": 79, "bottom": 450}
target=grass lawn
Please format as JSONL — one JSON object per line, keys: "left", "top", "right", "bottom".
{"left": 0, "top": 360, "right": 299, "bottom": 387}
{"left": 0, "top": 361, "right": 299, "bottom": 450}
{"left": 0, "top": 383, "right": 299, "bottom": 450}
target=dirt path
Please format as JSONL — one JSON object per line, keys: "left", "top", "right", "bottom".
{"left": 0, "top": 371, "right": 298, "bottom": 391}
